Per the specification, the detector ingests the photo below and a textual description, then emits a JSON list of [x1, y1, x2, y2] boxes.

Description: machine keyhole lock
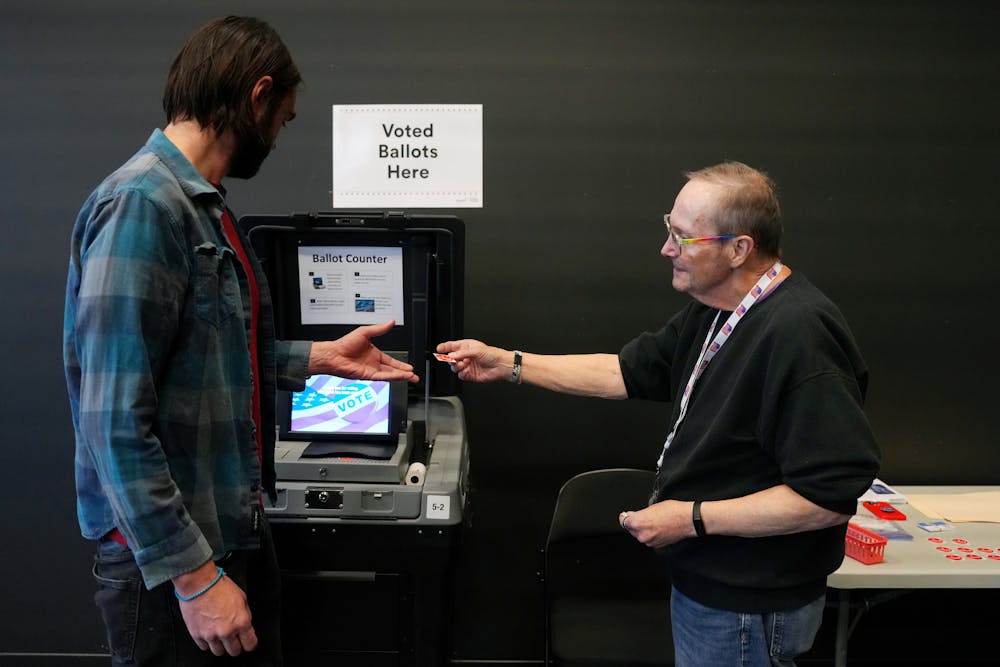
[[305, 487, 343, 509]]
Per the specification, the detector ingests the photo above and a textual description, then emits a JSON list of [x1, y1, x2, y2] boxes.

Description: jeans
[[671, 585, 825, 667], [92, 519, 283, 666]]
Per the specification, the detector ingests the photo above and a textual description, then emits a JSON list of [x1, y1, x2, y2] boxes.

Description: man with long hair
[[65, 17, 417, 665]]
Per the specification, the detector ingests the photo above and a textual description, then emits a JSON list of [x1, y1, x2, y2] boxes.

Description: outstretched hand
[[310, 320, 419, 383], [435, 339, 511, 384]]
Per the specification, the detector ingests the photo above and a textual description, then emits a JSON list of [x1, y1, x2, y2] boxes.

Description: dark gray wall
[[2, 0, 998, 662]]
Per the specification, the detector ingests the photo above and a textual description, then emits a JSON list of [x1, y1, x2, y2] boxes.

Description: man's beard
[[228, 118, 272, 180]]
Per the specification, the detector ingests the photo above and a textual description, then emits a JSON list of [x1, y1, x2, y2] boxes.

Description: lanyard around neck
[[656, 261, 783, 470]]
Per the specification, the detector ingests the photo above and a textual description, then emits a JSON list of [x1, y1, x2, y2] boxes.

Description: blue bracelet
[[174, 566, 226, 602]]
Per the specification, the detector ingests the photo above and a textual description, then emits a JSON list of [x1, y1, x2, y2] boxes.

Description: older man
[[438, 161, 880, 666]]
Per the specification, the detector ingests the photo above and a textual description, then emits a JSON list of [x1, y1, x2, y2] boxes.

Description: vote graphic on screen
[[291, 375, 391, 437]]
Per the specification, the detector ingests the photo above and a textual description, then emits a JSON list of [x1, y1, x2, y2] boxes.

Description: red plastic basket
[[845, 522, 887, 564]]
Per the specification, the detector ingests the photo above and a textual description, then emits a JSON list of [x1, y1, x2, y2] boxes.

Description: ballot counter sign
[[332, 104, 483, 208]]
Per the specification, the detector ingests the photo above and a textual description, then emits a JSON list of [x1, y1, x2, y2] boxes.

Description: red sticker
[[978, 547, 994, 553], [952, 538, 969, 545], [946, 554, 963, 560], [989, 555, 1000, 560], [928, 537, 944, 543], [958, 547, 974, 553], [936, 546, 952, 552], [966, 554, 983, 560]]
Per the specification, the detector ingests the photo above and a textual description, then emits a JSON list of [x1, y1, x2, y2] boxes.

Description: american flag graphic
[[291, 375, 390, 435]]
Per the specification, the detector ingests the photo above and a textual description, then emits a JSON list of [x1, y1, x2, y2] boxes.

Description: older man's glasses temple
[[663, 213, 736, 247]]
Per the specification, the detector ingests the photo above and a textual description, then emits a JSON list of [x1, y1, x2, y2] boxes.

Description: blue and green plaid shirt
[[64, 129, 311, 588]]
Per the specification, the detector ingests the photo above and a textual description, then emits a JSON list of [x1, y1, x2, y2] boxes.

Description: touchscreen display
[[290, 374, 391, 436]]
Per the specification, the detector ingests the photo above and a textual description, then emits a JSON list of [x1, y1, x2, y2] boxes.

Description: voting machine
[[241, 211, 468, 667]]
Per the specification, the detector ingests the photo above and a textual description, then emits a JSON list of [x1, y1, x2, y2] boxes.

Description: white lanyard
[[656, 262, 783, 469]]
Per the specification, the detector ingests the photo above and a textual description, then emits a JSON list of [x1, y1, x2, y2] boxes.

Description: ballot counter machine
[[241, 212, 469, 667]]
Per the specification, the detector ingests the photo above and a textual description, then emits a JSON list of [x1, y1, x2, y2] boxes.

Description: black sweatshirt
[[619, 271, 881, 612]]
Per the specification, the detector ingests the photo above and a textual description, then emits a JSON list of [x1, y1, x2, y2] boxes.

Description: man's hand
[[620, 499, 696, 549], [435, 339, 512, 383], [174, 563, 257, 656], [309, 320, 419, 383]]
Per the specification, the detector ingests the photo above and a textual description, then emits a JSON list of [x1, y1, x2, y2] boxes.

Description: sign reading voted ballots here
[[332, 104, 483, 208]]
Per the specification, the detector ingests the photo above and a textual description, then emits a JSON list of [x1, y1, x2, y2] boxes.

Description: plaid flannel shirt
[[64, 129, 310, 588]]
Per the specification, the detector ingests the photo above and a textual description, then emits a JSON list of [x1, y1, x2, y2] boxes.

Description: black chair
[[544, 468, 675, 666]]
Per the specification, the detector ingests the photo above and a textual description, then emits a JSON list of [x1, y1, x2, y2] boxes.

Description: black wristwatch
[[692, 500, 706, 537]]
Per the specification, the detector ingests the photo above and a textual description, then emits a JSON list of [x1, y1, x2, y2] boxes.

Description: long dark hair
[[162, 16, 301, 136]]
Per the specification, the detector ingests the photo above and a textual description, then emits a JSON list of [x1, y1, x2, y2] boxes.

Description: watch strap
[[692, 500, 706, 537], [511, 350, 523, 384]]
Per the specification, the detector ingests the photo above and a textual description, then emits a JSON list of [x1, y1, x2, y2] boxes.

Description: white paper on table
[[906, 491, 1000, 523]]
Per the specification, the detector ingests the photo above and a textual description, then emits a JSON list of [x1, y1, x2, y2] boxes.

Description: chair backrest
[[544, 468, 674, 666]]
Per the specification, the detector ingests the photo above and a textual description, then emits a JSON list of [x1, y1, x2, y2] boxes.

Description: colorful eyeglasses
[[663, 213, 736, 250]]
